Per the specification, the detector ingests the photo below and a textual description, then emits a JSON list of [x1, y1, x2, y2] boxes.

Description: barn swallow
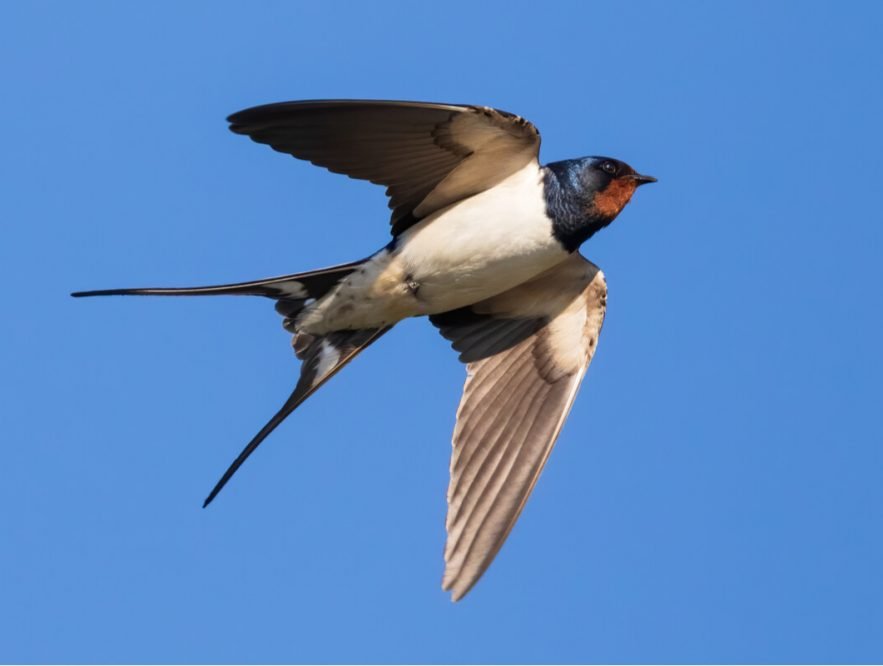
[[73, 100, 655, 601]]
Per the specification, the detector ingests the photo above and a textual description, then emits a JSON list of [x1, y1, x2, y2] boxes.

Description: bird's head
[[543, 155, 656, 250], [580, 157, 656, 222]]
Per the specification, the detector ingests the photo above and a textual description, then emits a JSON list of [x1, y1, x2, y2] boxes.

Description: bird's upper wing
[[430, 254, 607, 601], [228, 100, 541, 235]]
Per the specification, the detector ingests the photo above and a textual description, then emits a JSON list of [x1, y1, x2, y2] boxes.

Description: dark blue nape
[[543, 158, 614, 252]]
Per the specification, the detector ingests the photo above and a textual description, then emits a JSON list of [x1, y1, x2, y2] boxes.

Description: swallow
[[73, 100, 655, 601]]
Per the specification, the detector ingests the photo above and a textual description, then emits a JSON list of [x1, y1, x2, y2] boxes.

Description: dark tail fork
[[201, 326, 391, 507], [71, 258, 365, 302], [72, 258, 393, 506]]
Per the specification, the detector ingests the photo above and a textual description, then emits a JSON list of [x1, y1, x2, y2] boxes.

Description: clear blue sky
[[3, 1, 882, 662]]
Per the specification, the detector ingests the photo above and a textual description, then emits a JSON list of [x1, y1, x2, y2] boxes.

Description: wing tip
[[441, 569, 475, 602], [442, 582, 470, 603]]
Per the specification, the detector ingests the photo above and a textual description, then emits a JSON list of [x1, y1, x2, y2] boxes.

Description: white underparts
[[298, 161, 569, 334]]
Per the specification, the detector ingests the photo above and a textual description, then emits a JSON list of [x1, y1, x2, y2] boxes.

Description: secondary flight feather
[[73, 99, 655, 601]]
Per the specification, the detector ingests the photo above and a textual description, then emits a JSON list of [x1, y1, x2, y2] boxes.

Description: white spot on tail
[[315, 339, 341, 381], [277, 281, 307, 299]]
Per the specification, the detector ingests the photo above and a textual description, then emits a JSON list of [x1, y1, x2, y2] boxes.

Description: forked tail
[[71, 258, 367, 315], [72, 259, 392, 506]]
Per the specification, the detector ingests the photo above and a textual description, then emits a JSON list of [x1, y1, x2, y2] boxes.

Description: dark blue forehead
[[545, 156, 635, 184], [588, 156, 637, 174]]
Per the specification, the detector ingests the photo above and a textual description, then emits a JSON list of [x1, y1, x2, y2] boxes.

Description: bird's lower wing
[[430, 254, 607, 601]]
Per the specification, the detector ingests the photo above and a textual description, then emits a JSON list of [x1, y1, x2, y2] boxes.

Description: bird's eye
[[601, 161, 617, 176]]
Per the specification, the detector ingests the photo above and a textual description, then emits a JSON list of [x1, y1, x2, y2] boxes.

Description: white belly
[[398, 161, 567, 308], [299, 161, 568, 333]]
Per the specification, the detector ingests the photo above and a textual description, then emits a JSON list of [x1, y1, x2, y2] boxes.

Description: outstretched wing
[[228, 100, 541, 235], [430, 254, 608, 601]]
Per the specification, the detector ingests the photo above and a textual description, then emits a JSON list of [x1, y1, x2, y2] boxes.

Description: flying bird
[[73, 100, 655, 601]]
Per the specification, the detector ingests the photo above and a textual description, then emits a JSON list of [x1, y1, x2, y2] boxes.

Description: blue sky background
[[3, 1, 882, 663]]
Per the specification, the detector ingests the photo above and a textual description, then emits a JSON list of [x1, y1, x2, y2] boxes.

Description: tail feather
[[202, 325, 391, 507], [72, 257, 392, 507], [71, 258, 365, 301]]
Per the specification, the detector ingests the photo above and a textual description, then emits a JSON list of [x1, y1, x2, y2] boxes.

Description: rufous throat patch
[[592, 178, 638, 219]]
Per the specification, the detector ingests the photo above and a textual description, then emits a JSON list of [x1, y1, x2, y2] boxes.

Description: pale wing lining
[[438, 256, 607, 601]]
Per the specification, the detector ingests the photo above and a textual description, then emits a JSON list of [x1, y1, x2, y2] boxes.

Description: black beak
[[630, 173, 657, 186]]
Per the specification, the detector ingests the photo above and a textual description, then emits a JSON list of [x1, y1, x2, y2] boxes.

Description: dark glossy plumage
[[228, 100, 540, 236]]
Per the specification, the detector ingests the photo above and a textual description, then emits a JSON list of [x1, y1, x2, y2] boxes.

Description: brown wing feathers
[[432, 255, 608, 600], [228, 100, 540, 235]]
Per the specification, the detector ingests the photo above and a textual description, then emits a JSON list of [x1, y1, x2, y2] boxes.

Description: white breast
[[397, 161, 567, 309], [299, 161, 568, 334]]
